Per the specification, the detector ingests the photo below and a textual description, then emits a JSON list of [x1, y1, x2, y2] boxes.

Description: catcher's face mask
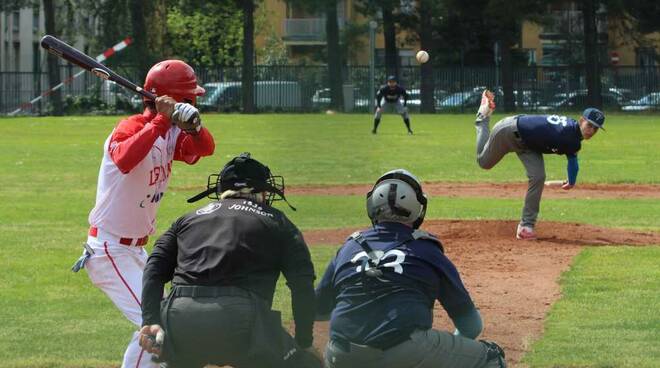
[[187, 152, 295, 210]]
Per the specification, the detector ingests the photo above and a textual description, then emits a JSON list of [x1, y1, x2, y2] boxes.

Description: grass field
[[0, 113, 658, 367]]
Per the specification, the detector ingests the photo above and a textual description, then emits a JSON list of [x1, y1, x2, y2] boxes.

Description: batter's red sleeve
[[109, 113, 171, 174], [173, 127, 215, 165]]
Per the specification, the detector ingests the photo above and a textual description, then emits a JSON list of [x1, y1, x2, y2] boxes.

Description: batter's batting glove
[[172, 103, 202, 134]]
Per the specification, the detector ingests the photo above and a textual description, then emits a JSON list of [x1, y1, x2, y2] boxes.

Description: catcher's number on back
[[351, 250, 406, 274]]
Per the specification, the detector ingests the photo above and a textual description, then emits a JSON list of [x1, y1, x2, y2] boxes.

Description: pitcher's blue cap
[[582, 108, 605, 130]]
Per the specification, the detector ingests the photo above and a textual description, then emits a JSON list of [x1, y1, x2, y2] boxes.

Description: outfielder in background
[[474, 90, 605, 240], [71, 60, 215, 368], [373, 76, 413, 135], [315, 170, 506, 368]]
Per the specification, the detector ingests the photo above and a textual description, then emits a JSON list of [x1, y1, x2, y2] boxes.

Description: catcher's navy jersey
[[315, 222, 475, 349], [517, 115, 583, 156]]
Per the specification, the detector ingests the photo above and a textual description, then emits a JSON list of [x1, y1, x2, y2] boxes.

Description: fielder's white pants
[[84, 231, 158, 368]]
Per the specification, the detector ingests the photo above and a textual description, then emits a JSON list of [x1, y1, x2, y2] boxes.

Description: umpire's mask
[[187, 152, 295, 210], [366, 169, 427, 229]]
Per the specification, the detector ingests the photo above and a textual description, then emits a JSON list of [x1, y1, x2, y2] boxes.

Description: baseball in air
[[416, 50, 429, 64]]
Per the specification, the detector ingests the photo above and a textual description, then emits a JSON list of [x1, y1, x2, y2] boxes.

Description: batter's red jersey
[[88, 109, 215, 238]]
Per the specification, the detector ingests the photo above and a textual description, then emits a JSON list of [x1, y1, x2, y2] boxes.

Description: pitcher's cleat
[[516, 224, 537, 240], [476, 89, 496, 122]]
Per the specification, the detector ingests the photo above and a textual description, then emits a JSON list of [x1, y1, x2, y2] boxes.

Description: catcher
[[315, 169, 506, 368]]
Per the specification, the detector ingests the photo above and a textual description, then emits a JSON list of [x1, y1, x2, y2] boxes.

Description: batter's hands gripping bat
[[40, 35, 199, 126]]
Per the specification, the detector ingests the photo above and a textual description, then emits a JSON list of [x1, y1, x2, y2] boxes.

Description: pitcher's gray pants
[[324, 329, 505, 368], [476, 116, 545, 228]]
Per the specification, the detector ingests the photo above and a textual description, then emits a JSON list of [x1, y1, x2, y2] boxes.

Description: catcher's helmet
[[143, 60, 205, 105], [187, 153, 294, 209], [366, 169, 427, 229]]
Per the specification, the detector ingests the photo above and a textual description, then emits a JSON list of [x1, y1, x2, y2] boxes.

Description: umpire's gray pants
[[325, 329, 504, 368], [476, 116, 545, 228], [374, 100, 409, 120]]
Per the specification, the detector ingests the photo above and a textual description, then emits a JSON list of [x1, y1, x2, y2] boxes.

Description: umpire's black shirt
[[142, 198, 316, 347]]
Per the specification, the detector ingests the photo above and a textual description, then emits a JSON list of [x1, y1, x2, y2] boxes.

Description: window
[[637, 47, 657, 68], [33, 6, 40, 32], [33, 41, 40, 72], [13, 41, 20, 71], [12, 11, 19, 32]]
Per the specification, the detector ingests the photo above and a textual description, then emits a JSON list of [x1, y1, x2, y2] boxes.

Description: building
[[0, 2, 90, 72], [521, 3, 659, 67], [256, 0, 420, 66]]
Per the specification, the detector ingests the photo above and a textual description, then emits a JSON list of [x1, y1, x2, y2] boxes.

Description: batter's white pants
[[84, 230, 158, 368]]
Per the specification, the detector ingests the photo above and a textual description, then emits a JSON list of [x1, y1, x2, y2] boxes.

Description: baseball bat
[[40, 35, 156, 100]]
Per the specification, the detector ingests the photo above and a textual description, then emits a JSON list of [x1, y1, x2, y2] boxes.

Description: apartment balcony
[[282, 18, 344, 45]]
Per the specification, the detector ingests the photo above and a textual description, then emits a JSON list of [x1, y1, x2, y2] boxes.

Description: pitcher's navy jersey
[[517, 115, 583, 156], [315, 222, 475, 349]]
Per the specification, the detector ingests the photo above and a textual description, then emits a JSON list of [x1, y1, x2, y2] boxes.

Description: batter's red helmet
[[143, 60, 205, 104]]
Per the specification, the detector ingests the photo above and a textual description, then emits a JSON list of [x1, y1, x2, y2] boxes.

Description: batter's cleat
[[516, 224, 536, 240], [407, 129, 413, 135], [372, 129, 377, 134], [476, 89, 496, 122]]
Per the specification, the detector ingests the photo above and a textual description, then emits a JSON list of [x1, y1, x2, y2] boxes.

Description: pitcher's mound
[[304, 220, 660, 367]]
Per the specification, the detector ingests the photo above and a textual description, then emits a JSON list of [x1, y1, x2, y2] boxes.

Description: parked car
[[621, 92, 660, 111], [198, 82, 242, 111], [198, 81, 302, 112], [101, 80, 136, 108], [537, 90, 623, 111]]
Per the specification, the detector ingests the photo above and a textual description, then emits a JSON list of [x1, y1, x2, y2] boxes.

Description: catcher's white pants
[[84, 231, 158, 368]]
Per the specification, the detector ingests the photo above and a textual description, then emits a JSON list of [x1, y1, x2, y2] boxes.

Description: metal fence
[[2, 65, 660, 115]]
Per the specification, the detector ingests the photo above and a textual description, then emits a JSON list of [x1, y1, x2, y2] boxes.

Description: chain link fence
[[2, 65, 659, 115]]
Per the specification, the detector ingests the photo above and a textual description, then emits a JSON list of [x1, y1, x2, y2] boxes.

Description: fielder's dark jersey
[[517, 115, 583, 156], [142, 198, 316, 347], [376, 85, 409, 107], [315, 222, 475, 349]]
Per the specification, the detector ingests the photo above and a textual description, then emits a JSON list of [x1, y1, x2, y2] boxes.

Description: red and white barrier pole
[[7, 37, 133, 116]]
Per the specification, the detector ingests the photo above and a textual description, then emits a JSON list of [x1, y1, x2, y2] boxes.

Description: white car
[[621, 92, 660, 111]]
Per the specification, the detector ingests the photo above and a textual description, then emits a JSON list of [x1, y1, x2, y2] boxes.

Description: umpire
[[315, 169, 506, 368], [139, 153, 321, 368]]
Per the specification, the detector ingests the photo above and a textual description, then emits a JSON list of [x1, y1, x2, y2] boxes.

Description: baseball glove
[[172, 102, 202, 134]]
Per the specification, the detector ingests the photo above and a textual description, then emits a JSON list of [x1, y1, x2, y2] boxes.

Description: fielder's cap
[[582, 108, 605, 130], [387, 75, 397, 82]]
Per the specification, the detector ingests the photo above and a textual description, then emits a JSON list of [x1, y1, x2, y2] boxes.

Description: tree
[[324, 0, 344, 110], [582, 0, 603, 108], [285, 0, 344, 110], [355, 0, 404, 78], [416, 0, 436, 113], [43, 0, 63, 115], [241, 0, 256, 113], [167, 1, 242, 66]]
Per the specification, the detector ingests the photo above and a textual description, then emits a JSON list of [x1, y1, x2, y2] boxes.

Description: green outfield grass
[[524, 246, 660, 368], [0, 113, 658, 367]]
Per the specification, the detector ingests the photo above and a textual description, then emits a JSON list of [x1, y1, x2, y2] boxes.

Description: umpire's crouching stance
[[315, 170, 506, 368], [139, 153, 322, 368]]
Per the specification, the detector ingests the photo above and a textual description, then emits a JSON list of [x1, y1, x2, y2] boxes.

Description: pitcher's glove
[[172, 103, 202, 134]]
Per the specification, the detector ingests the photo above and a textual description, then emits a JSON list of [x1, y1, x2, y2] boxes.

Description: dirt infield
[[288, 182, 660, 199], [302, 220, 660, 367]]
